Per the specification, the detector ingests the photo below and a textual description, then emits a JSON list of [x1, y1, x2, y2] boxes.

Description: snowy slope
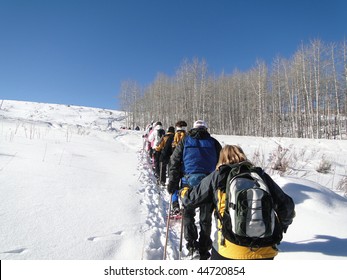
[[0, 100, 347, 260]]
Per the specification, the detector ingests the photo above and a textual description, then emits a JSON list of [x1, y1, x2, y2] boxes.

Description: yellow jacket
[[155, 132, 174, 152], [172, 131, 186, 148]]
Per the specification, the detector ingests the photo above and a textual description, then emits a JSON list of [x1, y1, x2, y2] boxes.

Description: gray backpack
[[218, 162, 282, 247]]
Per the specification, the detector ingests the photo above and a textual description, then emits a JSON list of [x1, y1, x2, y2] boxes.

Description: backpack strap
[[226, 161, 253, 174], [215, 205, 226, 246], [216, 167, 237, 246]]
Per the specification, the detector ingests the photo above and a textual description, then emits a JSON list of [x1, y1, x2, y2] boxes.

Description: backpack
[[159, 134, 174, 163], [152, 128, 165, 148], [218, 162, 282, 248], [156, 128, 165, 142]]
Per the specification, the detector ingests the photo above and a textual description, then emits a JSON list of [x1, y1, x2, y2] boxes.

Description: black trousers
[[159, 161, 169, 184], [183, 202, 213, 255], [153, 152, 161, 176]]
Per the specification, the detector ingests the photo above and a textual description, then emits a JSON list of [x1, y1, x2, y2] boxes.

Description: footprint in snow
[[87, 231, 123, 242], [2, 248, 27, 254]]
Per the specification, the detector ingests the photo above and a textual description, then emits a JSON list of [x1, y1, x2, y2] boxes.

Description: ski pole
[[159, 161, 163, 185], [163, 194, 173, 260], [179, 207, 184, 260]]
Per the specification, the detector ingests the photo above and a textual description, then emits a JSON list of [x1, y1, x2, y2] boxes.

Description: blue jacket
[[169, 128, 222, 188], [183, 135, 218, 175]]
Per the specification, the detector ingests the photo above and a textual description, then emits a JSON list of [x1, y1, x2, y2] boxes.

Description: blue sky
[[0, 0, 346, 110]]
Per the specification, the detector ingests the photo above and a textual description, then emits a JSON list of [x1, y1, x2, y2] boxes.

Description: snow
[[1, 99, 347, 261]]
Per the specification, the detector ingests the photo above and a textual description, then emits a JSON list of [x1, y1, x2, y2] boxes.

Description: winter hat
[[175, 120, 187, 127], [167, 126, 175, 133], [193, 120, 207, 129], [175, 120, 188, 131]]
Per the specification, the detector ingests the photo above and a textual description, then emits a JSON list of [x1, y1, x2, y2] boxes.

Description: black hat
[[175, 120, 187, 127], [167, 126, 175, 133]]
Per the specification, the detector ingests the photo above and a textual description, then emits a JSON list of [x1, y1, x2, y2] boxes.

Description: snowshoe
[[169, 213, 182, 220], [171, 206, 181, 215], [185, 242, 200, 260], [166, 201, 182, 220], [166, 209, 182, 220], [187, 247, 200, 260]]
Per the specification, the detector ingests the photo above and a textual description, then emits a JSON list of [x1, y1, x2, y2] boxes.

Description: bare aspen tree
[[176, 59, 194, 126], [298, 44, 315, 138], [123, 39, 346, 139], [199, 59, 208, 122], [248, 60, 267, 136], [293, 56, 305, 138], [343, 39, 347, 136], [282, 58, 296, 137], [311, 39, 323, 138], [328, 43, 340, 138], [221, 73, 232, 134], [237, 72, 249, 135], [119, 80, 141, 128], [270, 57, 283, 136]]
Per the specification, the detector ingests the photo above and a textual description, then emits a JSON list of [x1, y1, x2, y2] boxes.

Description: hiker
[[180, 145, 296, 260], [154, 126, 175, 186], [142, 122, 153, 154], [169, 120, 188, 215], [167, 120, 222, 259], [172, 120, 188, 149], [143, 121, 154, 157], [148, 122, 165, 178]]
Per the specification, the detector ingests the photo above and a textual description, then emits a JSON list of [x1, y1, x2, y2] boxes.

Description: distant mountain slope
[[0, 100, 126, 131]]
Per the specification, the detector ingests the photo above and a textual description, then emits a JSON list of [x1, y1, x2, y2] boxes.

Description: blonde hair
[[216, 145, 248, 170]]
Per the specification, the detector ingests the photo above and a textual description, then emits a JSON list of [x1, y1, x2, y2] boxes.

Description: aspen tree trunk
[[343, 40, 347, 138], [330, 43, 341, 139], [300, 47, 314, 138], [274, 57, 283, 136], [312, 40, 322, 138]]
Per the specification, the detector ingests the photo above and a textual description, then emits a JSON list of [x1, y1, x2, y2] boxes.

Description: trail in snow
[[136, 149, 188, 260]]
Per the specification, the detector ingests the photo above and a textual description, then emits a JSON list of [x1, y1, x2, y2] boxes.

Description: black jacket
[[159, 133, 174, 164], [181, 163, 295, 231]]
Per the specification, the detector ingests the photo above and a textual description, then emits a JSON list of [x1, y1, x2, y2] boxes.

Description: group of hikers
[[142, 119, 295, 260]]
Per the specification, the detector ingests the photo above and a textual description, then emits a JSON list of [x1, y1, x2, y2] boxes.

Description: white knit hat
[[193, 120, 207, 129]]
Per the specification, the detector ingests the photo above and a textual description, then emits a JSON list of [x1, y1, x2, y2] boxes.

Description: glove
[[179, 186, 190, 198], [167, 182, 178, 194], [282, 225, 288, 233]]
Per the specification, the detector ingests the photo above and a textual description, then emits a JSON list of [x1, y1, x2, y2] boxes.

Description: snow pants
[[182, 173, 213, 256], [183, 202, 213, 256]]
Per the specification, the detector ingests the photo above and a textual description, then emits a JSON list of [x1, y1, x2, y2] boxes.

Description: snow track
[[137, 150, 187, 260]]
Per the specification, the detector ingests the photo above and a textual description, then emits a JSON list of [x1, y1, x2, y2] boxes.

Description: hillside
[[0, 100, 347, 261]]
